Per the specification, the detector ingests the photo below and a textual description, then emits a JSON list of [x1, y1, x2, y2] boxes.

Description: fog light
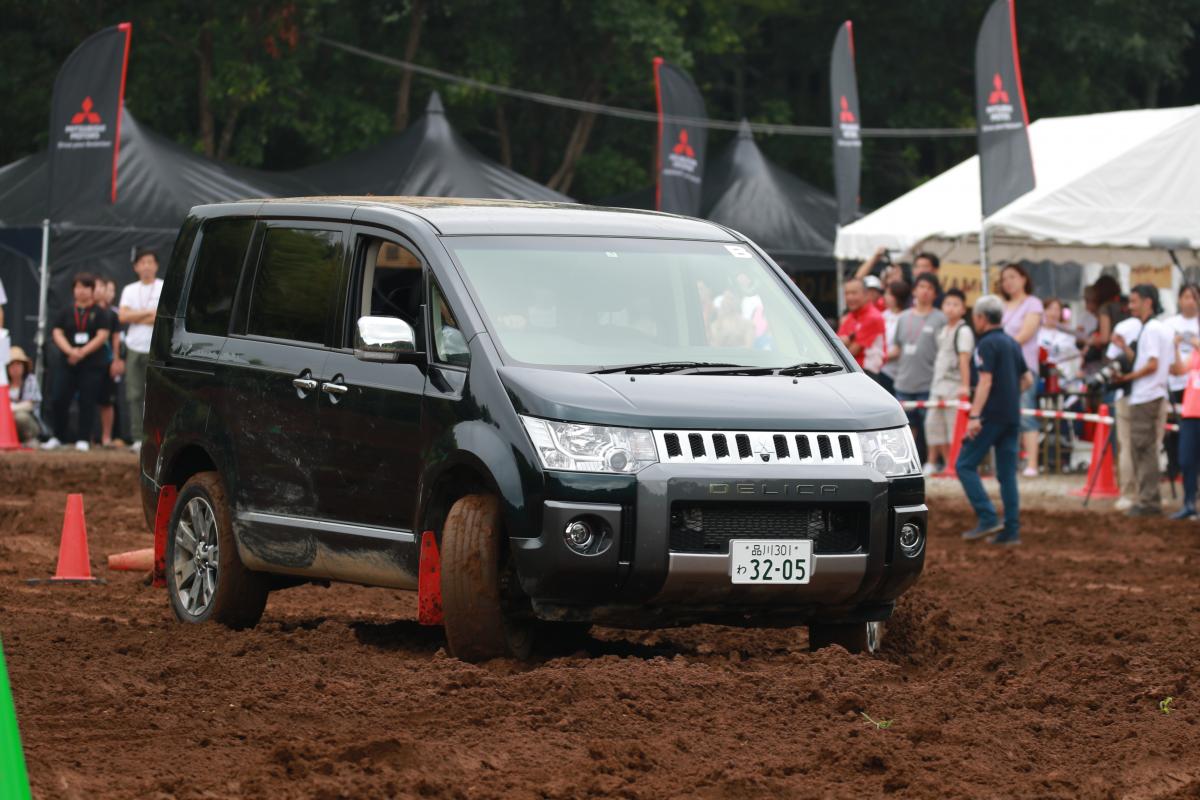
[[564, 520, 595, 553], [899, 522, 923, 557]]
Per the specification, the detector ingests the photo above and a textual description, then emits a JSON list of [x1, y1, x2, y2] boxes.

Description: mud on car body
[[140, 197, 926, 660]]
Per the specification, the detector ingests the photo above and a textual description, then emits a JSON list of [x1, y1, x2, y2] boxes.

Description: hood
[[497, 367, 907, 431]]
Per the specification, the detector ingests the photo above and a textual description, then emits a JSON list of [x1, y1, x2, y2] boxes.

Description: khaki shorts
[[924, 398, 958, 446]]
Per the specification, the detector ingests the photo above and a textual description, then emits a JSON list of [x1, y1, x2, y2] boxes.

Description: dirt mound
[[2, 452, 1199, 798]]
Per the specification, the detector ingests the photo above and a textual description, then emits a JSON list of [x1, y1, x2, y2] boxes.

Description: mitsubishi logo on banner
[[670, 130, 697, 164], [984, 73, 1016, 127], [839, 96, 856, 124], [62, 96, 111, 149]]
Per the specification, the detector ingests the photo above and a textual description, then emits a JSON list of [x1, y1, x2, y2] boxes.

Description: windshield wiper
[[774, 362, 845, 376], [590, 361, 744, 374]]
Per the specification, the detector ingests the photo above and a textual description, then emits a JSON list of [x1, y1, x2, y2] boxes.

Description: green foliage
[[1160, 696, 1174, 714], [861, 711, 893, 730], [0, 0, 1196, 206]]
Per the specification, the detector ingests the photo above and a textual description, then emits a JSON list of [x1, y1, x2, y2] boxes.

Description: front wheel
[[809, 620, 883, 654], [440, 494, 535, 662], [165, 472, 268, 629]]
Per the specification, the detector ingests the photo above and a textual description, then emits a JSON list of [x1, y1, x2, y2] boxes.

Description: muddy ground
[[2, 452, 1199, 799]]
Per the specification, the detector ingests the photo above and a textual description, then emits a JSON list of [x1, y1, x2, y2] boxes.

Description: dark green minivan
[[140, 198, 926, 661]]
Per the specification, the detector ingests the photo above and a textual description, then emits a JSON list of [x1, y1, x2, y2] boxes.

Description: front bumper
[[511, 464, 926, 625]]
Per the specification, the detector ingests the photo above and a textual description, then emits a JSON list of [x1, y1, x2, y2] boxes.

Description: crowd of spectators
[[0, 248, 162, 453], [841, 247, 1200, 530]]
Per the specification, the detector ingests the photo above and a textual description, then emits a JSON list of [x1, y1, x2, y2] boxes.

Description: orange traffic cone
[[1072, 404, 1119, 499], [0, 389, 22, 451], [107, 547, 154, 572], [50, 494, 101, 583], [937, 401, 970, 479]]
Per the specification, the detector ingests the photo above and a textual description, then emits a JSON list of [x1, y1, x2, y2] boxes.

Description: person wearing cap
[[1110, 284, 1173, 517], [862, 274, 885, 311], [6, 346, 44, 446], [118, 247, 163, 452]]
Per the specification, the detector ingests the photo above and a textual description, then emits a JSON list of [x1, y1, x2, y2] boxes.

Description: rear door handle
[[321, 382, 348, 396]]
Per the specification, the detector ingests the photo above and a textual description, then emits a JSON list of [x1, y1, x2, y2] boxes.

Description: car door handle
[[321, 382, 348, 396], [292, 378, 319, 391]]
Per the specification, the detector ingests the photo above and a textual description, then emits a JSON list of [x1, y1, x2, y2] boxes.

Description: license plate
[[730, 540, 812, 584]]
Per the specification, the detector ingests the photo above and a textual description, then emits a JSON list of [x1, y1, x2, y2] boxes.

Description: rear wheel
[[440, 494, 535, 662], [165, 471, 268, 629], [809, 620, 883, 654]]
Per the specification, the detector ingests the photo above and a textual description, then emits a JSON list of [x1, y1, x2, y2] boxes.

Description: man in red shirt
[[838, 277, 886, 376]]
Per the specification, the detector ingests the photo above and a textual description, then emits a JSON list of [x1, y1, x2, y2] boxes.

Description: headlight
[[520, 416, 658, 474], [859, 427, 921, 477]]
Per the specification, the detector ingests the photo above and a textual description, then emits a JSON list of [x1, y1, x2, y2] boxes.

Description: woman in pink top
[[1170, 342, 1200, 518], [1000, 263, 1044, 476]]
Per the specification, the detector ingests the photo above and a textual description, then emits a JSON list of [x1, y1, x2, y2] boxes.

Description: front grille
[[669, 502, 867, 555], [653, 429, 862, 466]]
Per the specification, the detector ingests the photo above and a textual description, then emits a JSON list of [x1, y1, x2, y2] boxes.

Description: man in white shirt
[[1107, 315, 1144, 508], [117, 248, 163, 451], [1111, 285, 1172, 516]]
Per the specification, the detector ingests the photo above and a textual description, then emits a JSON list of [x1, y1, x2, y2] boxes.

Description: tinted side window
[[247, 227, 341, 344], [185, 218, 254, 335], [158, 215, 200, 320]]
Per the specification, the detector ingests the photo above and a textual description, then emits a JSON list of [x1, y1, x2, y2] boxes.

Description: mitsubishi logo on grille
[[754, 435, 774, 462]]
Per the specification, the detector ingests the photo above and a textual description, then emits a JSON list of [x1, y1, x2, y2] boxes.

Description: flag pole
[[34, 218, 50, 384], [978, 221, 990, 295]]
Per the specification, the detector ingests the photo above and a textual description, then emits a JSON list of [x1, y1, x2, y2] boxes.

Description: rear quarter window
[[184, 218, 255, 336], [156, 215, 200, 320]]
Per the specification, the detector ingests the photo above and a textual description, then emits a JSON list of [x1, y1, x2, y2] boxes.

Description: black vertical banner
[[654, 57, 707, 216], [48, 22, 132, 218], [830, 21, 861, 226], [975, 0, 1034, 217]]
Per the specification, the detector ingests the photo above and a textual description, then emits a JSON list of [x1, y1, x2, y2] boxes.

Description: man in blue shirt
[[958, 294, 1033, 545]]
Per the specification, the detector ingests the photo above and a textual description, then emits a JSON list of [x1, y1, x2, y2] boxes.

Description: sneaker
[[1021, 466, 1038, 477], [922, 462, 938, 476], [40, 437, 62, 450], [1114, 497, 1134, 511], [129, 441, 142, 454], [74, 440, 90, 452], [1125, 506, 1161, 518], [1169, 506, 1197, 521], [987, 533, 1022, 546], [962, 523, 1004, 541]]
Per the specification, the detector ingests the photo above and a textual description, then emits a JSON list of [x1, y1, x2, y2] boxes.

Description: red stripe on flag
[[110, 22, 132, 205], [652, 57, 664, 212]]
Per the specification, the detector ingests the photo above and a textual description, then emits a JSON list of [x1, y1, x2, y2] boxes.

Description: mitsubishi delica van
[[140, 198, 926, 661]]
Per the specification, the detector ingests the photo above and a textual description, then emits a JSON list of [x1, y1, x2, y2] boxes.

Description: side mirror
[[354, 316, 417, 363]]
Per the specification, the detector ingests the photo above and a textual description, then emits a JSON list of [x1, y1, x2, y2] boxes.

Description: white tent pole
[[835, 226, 846, 320], [34, 218, 50, 384], [978, 222, 990, 295]]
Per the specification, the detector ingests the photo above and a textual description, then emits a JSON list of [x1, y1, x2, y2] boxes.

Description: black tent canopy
[[295, 92, 571, 201], [0, 92, 571, 352], [0, 109, 314, 351], [702, 120, 839, 315]]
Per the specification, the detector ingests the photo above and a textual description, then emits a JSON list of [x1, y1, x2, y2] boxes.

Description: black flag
[[47, 22, 132, 218], [975, 0, 1034, 217], [830, 21, 861, 227], [654, 57, 707, 216]]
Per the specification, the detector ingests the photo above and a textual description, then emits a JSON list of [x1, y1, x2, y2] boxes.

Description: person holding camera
[[958, 295, 1032, 545], [1110, 284, 1173, 517]]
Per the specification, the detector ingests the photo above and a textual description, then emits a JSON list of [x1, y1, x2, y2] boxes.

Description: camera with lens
[[1084, 350, 1134, 391]]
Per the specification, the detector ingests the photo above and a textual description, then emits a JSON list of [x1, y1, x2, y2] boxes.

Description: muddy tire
[[441, 493, 535, 662], [809, 620, 882, 655], [166, 471, 268, 629]]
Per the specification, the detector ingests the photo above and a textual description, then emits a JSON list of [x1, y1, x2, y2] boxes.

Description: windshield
[[446, 236, 840, 370]]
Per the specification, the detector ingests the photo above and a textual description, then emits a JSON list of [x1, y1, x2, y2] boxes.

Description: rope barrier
[[314, 35, 977, 139], [896, 400, 1180, 432]]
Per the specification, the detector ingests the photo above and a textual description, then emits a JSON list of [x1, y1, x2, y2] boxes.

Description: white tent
[[835, 105, 1200, 266]]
